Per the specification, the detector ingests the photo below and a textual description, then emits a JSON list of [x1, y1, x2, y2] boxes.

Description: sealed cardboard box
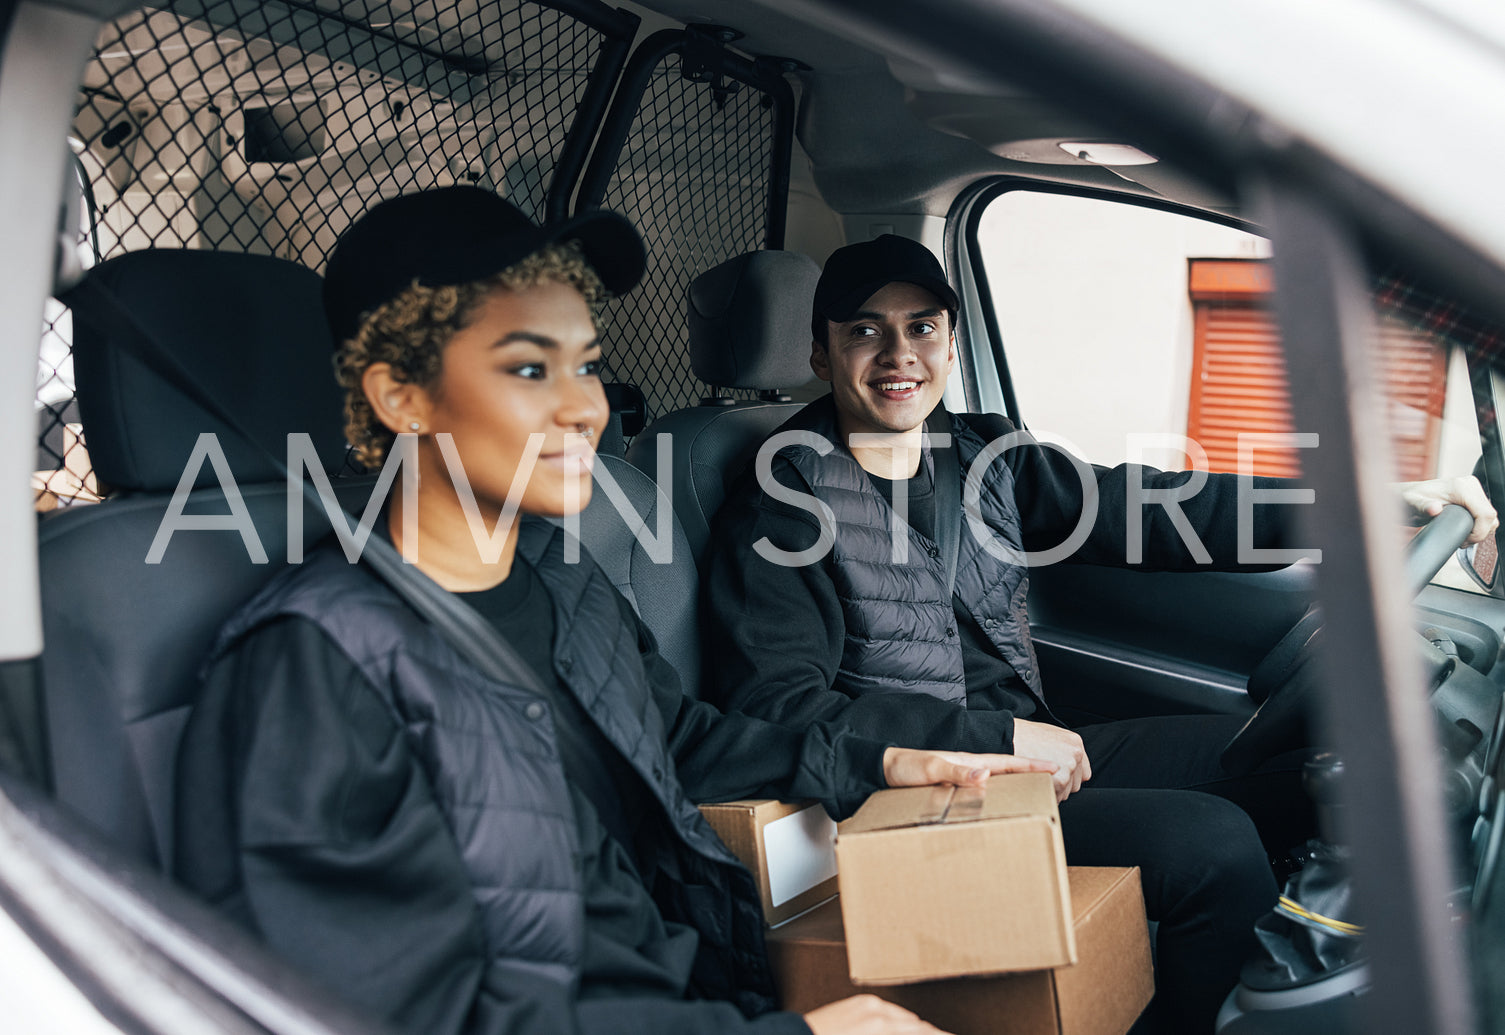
[[768, 867, 1153, 1035], [836, 773, 1071, 983], [699, 800, 838, 926]]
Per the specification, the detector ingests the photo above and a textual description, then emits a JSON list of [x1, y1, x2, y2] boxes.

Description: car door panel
[[1027, 563, 1317, 723]]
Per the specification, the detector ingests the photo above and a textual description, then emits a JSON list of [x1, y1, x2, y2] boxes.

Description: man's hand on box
[[1012, 719, 1092, 802], [880, 747, 1055, 789], [804, 994, 951, 1034], [1399, 474, 1499, 544]]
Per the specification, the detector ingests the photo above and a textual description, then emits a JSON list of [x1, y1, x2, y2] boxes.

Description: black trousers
[[1066, 714, 1315, 1034]]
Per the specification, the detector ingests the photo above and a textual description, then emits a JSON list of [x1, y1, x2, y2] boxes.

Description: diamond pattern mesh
[[596, 51, 777, 418], [38, 0, 607, 505]]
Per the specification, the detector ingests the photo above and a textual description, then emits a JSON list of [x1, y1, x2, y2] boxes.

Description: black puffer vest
[[774, 396, 1043, 704], [208, 518, 777, 1016]]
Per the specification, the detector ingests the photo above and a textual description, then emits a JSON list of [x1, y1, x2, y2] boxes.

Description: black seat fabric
[[41, 481, 376, 868], [69, 249, 349, 492], [570, 455, 701, 697], [42, 249, 355, 868], [683, 250, 822, 391], [626, 251, 822, 564], [625, 402, 804, 562]]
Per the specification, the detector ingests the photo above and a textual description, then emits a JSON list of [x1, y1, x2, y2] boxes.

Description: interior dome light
[[1057, 142, 1158, 166]]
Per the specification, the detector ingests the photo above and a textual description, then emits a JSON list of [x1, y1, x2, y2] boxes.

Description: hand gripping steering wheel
[[1220, 504, 1478, 776]]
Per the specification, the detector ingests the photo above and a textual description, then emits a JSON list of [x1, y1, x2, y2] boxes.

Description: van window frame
[[952, 175, 1262, 428]]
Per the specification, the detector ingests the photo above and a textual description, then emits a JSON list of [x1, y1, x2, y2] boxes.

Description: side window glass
[[35, 150, 103, 511], [976, 190, 1270, 469], [973, 188, 1485, 591]]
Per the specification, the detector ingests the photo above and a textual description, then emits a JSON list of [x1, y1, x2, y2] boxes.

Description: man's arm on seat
[[700, 465, 1020, 755], [986, 417, 1497, 565]]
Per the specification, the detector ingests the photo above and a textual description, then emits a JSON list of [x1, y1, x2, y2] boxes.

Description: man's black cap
[[323, 185, 646, 346], [811, 234, 960, 340]]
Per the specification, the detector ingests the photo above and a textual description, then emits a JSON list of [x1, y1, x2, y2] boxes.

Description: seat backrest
[[570, 455, 701, 696], [41, 480, 375, 869], [42, 249, 351, 869], [626, 250, 822, 564]]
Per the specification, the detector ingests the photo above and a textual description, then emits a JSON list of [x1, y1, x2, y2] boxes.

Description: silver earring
[[578, 425, 595, 439], [409, 421, 421, 432]]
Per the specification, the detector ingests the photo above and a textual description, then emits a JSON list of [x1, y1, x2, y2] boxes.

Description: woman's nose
[[557, 375, 607, 429]]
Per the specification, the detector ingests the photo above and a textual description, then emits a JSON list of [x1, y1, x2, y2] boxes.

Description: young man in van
[[700, 233, 1498, 1032]]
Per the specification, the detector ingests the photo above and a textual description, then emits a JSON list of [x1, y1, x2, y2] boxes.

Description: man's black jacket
[[702, 403, 1295, 753]]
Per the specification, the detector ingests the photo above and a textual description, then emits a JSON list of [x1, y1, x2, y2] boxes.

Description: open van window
[[970, 184, 1492, 594], [35, 148, 102, 510]]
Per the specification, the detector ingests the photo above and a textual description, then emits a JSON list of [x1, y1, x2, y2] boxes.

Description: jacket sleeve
[[963, 413, 1300, 570], [698, 463, 1021, 755], [176, 617, 814, 1035], [619, 590, 889, 818]]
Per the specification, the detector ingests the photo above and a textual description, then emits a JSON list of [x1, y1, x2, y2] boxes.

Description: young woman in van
[[173, 185, 1047, 1035]]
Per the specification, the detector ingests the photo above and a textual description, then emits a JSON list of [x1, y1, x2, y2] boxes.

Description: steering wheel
[[1220, 504, 1478, 776]]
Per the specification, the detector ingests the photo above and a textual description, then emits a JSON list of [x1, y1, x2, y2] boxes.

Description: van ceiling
[[617, 0, 1238, 216]]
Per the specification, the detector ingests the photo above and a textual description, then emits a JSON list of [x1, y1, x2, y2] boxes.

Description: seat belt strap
[[61, 277, 560, 702], [926, 410, 1068, 725], [930, 410, 962, 598]]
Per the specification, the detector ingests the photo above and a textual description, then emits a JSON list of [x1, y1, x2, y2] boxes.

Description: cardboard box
[[836, 774, 1072, 983], [767, 867, 1153, 1035], [699, 800, 839, 926]]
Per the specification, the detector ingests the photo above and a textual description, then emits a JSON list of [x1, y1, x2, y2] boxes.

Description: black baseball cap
[[811, 234, 960, 340], [322, 185, 646, 346]]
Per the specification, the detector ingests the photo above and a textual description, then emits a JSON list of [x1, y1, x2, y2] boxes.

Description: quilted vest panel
[[775, 397, 1043, 703]]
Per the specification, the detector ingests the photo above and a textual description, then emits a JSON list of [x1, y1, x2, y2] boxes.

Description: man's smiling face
[[812, 280, 956, 440]]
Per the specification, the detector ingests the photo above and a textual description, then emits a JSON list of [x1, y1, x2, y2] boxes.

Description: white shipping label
[[763, 805, 839, 907]]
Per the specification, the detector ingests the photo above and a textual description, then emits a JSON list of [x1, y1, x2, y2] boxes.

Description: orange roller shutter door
[[1185, 259, 1445, 480]]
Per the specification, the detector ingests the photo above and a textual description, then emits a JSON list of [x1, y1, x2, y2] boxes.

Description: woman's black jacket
[[175, 517, 890, 1035]]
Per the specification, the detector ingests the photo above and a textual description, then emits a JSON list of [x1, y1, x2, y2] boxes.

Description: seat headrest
[[69, 250, 347, 493], [687, 251, 821, 391]]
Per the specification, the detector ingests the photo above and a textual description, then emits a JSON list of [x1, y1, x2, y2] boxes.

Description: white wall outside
[[976, 189, 1268, 468]]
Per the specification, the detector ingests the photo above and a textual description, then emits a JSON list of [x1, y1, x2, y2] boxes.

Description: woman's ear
[[362, 362, 433, 435]]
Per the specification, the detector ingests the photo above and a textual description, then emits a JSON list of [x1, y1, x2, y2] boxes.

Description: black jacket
[[702, 400, 1293, 753], [176, 517, 890, 1035], [771, 399, 1043, 705]]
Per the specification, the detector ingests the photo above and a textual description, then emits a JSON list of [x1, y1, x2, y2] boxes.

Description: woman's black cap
[[811, 234, 960, 340], [322, 185, 647, 346]]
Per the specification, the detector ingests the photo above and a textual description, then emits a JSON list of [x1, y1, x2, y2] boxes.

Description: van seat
[[626, 251, 821, 564], [43, 249, 351, 869], [571, 454, 701, 697]]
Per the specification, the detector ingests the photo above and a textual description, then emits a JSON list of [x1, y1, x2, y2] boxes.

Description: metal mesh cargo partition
[[576, 27, 794, 421], [37, 0, 636, 506]]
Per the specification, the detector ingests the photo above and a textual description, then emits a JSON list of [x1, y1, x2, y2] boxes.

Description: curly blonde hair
[[334, 241, 607, 467]]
